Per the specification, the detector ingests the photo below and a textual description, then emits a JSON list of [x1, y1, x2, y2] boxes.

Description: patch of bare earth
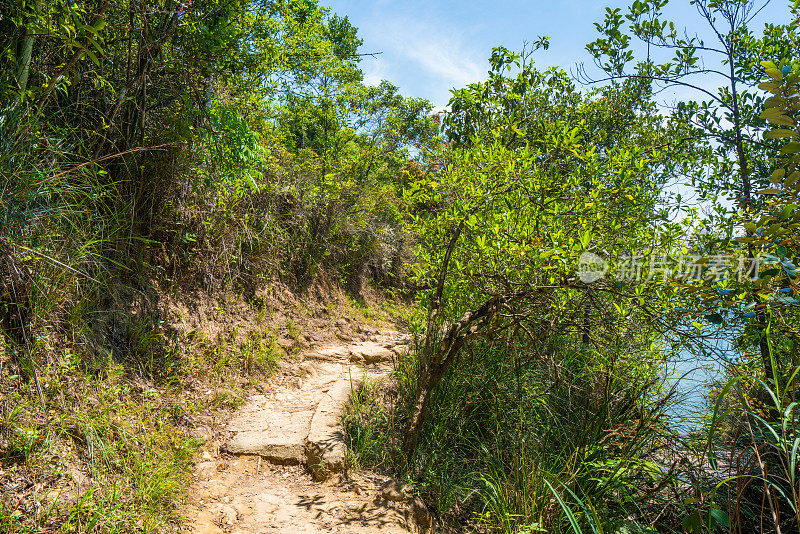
[[182, 332, 431, 534]]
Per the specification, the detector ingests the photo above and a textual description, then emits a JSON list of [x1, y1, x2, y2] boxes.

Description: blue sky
[[324, 0, 792, 109]]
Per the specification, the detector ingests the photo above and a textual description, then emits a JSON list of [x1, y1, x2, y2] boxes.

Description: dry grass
[[0, 281, 411, 533]]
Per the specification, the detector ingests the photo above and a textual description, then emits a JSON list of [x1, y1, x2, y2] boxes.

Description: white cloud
[[386, 20, 485, 89], [359, 14, 487, 106], [361, 58, 388, 87]]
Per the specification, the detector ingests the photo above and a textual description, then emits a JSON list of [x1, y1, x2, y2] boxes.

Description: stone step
[[223, 337, 408, 475], [305, 377, 362, 480], [225, 430, 306, 464]]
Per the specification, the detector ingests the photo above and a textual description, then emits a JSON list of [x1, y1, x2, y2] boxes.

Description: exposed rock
[[190, 330, 417, 533], [299, 362, 318, 377], [383, 337, 410, 349], [380, 479, 411, 502], [224, 400, 316, 463], [304, 441, 329, 481], [412, 496, 432, 528], [355, 343, 394, 364], [305, 378, 361, 480], [225, 432, 303, 464]]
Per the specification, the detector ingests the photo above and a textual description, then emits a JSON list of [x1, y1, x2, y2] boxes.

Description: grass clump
[[345, 331, 677, 533], [343, 378, 402, 473], [0, 350, 202, 533]]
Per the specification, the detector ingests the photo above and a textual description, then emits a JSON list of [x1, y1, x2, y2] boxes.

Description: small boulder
[[359, 345, 394, 364], [412, 496, 432, 528], [299, 362, 318, 377], [304, 441, 329, 481], [380, 479, 411, 502]]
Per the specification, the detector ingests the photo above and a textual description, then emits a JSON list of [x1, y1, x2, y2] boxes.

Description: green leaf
[[769, 115, 797, 127], [682, 512, 702, 533], [543, 479, 584, 534], [782, 142, 800, 153], [580, 230, 592, 249], [764, 129, 798, 139], [83, 47, 100, 67], [710, 508, 730, 528], [766, 68, 784, 81], [782, 204, 799, 219], [759, 81, 781, 93], [761, 108, 784, 119]]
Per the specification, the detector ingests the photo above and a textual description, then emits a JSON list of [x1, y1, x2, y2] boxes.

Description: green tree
[[402, 48, 689, 460], [586, 0, 800, 382]]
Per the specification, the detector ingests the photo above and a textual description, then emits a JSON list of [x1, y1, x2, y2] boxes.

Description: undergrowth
[[0, 311, 284, 533], [344, 332, 680, 533], [1, 358, 199, 532], [343, 377, 401, 474]]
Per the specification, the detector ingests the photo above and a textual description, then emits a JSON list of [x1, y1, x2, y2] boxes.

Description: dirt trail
[[184, 332, 424, 534]]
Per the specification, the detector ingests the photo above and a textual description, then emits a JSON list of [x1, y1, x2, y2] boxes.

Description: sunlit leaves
[[406, 54, 689, 328]]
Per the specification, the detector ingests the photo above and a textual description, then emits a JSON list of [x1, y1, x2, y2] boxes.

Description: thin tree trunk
[[14, 0, 43, 97], [402, 221, 462, 458], [15, 28, 35, 96], [726, 40, 776, 385], [403, 295, 501, 459]]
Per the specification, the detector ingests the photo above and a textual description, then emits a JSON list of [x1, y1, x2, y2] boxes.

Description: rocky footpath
[[184, 332, 434, 534]]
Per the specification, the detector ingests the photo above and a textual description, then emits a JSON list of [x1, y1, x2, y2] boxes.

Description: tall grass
[[345, 325, 677, 533], [703, 327, 800, 534]]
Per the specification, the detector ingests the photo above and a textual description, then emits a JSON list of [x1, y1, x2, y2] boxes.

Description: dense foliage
[[0, 0, 436, 336], [346, 2, 800, 534], [0, 0, 434, 529], [2, 0, 800, 532]]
